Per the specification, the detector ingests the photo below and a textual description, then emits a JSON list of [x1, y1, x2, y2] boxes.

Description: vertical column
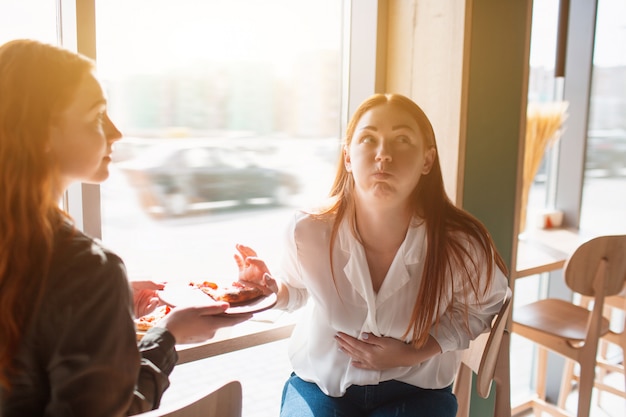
[[461, 0, 531, 263], [554, 0, 597, 228], [460, 0, 532, 415], [74, 0, 102, 239]]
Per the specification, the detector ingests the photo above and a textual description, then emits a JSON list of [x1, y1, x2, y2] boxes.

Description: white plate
[[157, 284, 277, 315], [220, 292, 277, 316], [158, 284, 216, 307]]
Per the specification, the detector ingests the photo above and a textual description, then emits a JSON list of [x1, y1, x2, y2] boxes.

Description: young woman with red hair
[[235, 93, 510, 417], [0, 39, 241, 416]]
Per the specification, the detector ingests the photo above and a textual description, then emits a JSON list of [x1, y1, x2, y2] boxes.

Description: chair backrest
[[564, 235, 626, 297], [134, 380, 242, 417], [454, 287, 513, 417]]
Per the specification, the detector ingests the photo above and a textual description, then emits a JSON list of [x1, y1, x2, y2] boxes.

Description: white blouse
[[278, 211, 509, 397]]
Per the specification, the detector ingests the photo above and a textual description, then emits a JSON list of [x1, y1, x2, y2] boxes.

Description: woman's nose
[[104, 114, 123, 142], [375, 141, 392, 161]]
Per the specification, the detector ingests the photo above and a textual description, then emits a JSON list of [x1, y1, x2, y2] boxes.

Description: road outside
[[101, 138, 338, 284]]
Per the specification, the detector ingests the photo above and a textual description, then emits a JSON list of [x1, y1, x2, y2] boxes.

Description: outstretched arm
[[233, 243, 290, 308]]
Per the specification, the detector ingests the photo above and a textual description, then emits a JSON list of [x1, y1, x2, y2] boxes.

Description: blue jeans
[[280, 373, 458, 417]]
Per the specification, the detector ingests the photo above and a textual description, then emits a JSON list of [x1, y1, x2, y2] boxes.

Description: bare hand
[[157, 304, 252, 344], [234, 244, 278, 295], [334, 332, 421, 370], [131, 280, 166, 318]]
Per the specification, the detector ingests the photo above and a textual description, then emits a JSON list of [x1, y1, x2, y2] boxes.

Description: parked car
[[118, 142, 300, 217], [586, 129, 626, 176]]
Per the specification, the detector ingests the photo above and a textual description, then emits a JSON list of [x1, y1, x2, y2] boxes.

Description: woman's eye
[[94, 111, 106, 127], [361, 135, 376, 144], [395, 135, 410, 143]]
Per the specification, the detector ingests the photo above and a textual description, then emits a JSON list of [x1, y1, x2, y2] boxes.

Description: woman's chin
[[85, 167, 111, 184]]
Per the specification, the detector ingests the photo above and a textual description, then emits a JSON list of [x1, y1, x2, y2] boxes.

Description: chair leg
[[536, 347, 548, 402], [558, 359, 576, 409], [576, 359, 597, 417], [453, 363, 472, 417], [532, 347, 549, 417], [494, 332, 512, 417], [618, 314, 626, 401], [596, 303, 615, 405], [595, 310, 626, 405], [618, 332, 626, 405], [596, 338, 610, 405]]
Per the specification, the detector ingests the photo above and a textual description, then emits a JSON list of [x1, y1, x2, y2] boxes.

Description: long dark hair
[[0, 39, 94, 389]]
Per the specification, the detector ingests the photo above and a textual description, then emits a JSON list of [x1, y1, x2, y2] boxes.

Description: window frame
[[552, 0, 597, 228]]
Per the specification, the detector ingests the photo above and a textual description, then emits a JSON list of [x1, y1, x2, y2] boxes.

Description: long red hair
[[311, 93, 508, 347], [0, 39, 94, 389]]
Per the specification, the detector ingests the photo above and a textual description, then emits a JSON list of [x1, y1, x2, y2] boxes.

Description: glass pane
[[514, 0, 561, 405], [96, 0, 344, 282], [580, 0, 626, 235], [0, 0, 57, 44], [523, 0, 561, 233]]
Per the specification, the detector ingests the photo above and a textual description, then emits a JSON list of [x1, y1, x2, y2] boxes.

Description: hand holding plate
[[156, 303, 252, 344]]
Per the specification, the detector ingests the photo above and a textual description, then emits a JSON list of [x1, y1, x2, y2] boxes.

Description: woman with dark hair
[[0, 39, 242, 416], [236, 93, 510, 416]]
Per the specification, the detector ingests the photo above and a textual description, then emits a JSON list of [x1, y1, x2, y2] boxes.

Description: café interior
[[2, 1, 624, 416]]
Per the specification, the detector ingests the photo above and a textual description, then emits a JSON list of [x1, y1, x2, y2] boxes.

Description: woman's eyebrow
[[392, 124, 414, 131], [358, 124, 415, 131], [87, 98, 107, 112]]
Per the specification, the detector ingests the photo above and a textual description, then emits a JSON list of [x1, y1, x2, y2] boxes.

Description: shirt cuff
[[139, 326, 179, 376]]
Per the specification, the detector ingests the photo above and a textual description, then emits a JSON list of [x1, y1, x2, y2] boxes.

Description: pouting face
[[344, 103, 435, 207], [49, 71, 122, 188]]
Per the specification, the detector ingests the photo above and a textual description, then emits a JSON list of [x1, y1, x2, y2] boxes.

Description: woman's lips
[[373, 171, 391, 179]]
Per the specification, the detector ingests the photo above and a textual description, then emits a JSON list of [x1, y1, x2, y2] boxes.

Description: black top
[[1, 222, 178, 416]]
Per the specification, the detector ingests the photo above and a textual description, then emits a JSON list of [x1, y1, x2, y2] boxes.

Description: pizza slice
[[191, 280, 264, 305], [135, 305, 172, 332]]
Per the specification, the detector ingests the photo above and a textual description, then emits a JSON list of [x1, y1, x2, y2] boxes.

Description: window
[[524, 0, 561, 232], [514, 0, 626, 408], [0, 0, 376, 287], [580, 0, 626, 234], [525, 0, 626, 236], [93, 0, 355, 282]]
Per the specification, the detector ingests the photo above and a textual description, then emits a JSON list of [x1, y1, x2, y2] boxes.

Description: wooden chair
[[133, 380, 242, 417], [453, 287, 513, 417], [558, 284, 626, 408], [511, 234, 626, 417]]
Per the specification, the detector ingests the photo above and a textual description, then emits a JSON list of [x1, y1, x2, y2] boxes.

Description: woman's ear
[[422, 147, 436, 175], [343, 145, 352, 172]]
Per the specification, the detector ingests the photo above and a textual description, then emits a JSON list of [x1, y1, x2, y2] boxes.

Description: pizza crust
[[135, 305, 171, 331]]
